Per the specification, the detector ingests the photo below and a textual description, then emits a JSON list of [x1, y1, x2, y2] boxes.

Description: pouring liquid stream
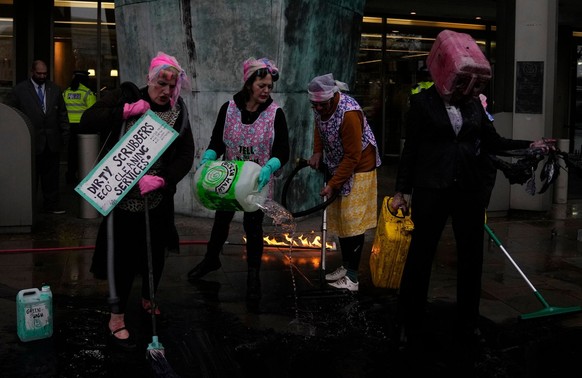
[[248, 196, 316, 334]]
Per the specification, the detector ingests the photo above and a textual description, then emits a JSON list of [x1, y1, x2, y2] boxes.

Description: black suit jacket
[[396, 86, 531, 194], [5, 78, 69, 154]]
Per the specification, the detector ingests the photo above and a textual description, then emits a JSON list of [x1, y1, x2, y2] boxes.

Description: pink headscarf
[[242, 57, 279, 83], [148, 51, 191, 107]]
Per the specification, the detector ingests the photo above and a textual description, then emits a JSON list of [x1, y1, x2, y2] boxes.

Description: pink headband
[[242, 57, 279, 83], [148, 51, 191, 107]]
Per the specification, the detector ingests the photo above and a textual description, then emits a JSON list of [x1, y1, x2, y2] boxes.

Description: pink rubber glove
[[138, 175, 165, 195], [530, 138, 557, 154], [123, 100, 150, 120]]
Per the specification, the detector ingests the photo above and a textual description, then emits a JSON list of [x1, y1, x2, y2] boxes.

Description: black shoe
[[187, 257, 221, 281], [246, 268, 261, 301], [108, 327, 137, 352]]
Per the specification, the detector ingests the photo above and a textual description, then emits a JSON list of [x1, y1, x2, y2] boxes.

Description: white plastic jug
[[16, 285, 53, 342], [194, 160, 266, 212]]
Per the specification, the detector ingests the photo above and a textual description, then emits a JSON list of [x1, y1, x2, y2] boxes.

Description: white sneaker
[[328, 276, 359, 292], [325, 266, 347, 281]]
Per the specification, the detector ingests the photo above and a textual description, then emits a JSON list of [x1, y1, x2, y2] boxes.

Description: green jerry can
[[16, 285, 53, 342]]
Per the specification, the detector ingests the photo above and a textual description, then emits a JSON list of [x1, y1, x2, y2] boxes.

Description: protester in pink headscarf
[[187, 56, 289, 307], [148, 51, 191, 108], [80, 51, 194, 351]]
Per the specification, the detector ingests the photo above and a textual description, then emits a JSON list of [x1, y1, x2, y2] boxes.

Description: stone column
[[510, 0, 557, 210], [114, 0, 366, 217]]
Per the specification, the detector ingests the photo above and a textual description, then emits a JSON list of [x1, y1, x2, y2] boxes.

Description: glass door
[[355, 17, 495, 159], [53, 0, 117, 97]]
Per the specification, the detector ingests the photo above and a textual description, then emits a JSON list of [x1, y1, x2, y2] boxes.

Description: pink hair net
[[148, 51, 191, 107]]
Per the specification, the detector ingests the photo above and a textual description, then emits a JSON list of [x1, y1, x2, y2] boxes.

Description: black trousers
[[36, 147, 61, 210], [66, 123, 79, 179], [206, 209, 265, 269], [397, 186, 485, 331]]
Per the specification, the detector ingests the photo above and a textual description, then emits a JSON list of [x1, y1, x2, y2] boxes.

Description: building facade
[[3, 0, 582, 215]]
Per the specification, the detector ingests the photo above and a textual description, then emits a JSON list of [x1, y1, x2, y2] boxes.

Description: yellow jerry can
[[369, 196, 414, 289]]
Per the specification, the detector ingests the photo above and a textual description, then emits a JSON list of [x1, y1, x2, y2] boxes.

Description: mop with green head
[[484, 223, 582, 320], [144, 196, 180, 377]]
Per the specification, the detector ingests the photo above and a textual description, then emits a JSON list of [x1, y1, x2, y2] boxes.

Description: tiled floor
[[1, 161, 582, 377]]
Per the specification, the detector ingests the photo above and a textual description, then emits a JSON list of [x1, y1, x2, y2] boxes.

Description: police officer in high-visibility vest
[[410, 65, 434, 95], [63, 70, 96, 184], [411, 80, 434, 95]]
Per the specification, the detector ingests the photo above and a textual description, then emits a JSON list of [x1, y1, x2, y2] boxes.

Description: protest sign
[[75, 110, 178, 216]]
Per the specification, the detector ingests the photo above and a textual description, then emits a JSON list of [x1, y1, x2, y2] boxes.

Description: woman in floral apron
[[187, 57, 289, 304], [307, 73, 381, 292]]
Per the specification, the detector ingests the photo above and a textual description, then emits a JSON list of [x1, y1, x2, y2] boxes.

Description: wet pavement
[[1, 161, 582, 377]]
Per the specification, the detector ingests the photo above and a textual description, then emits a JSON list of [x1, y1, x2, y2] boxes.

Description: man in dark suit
[[390, 30, 553, 353], [5, 60, 69, 214]]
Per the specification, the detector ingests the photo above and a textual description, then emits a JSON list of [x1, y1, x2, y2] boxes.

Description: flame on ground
[[243, 231, 336, 250]]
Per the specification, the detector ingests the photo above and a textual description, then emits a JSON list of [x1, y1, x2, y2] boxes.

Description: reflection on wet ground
[[1, 163, 582, 377], [3, 280, 582, 377]]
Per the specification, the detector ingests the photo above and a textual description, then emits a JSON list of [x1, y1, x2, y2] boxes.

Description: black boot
[[246, 267, 261, 301], [187, 257, 221, 281]]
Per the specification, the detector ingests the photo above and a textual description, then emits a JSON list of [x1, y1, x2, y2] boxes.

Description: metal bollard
[[78, 134, 100, 219]]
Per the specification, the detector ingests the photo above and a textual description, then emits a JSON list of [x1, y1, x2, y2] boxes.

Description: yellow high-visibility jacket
[[410, 80, 434, 95], [63, 83, 96, 124]]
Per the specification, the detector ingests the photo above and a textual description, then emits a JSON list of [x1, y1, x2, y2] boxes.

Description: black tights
[[108, 208, 166, 314], [206, 209, 265, 269], [338, 234, 365, 272]]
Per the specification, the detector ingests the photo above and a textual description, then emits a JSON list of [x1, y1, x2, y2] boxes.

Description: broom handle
[[484, 224, 537, 292], [321, 185, 327, 271], [144, 195, 158, 336]]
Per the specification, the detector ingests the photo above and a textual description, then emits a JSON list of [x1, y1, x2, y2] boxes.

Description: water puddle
[[249, 197, 382, 338]]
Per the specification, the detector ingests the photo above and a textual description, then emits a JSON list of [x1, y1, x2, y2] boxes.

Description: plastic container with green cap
[[194, 160, 266, 212]]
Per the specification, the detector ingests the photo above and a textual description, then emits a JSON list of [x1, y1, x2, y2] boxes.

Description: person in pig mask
[[390, 29, 554, 353]]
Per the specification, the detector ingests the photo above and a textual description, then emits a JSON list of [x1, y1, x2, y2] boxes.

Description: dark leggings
[[206, 209, 265, 269], [109, 208, 167, 314], [338, 234, 365, 272]]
